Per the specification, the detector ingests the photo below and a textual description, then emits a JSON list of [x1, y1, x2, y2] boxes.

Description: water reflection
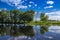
[[49, 26, 60, 34], [40, 25, 48, 34], [0, 24, 50, 40], [0, 24, 34, 37], [0, 24, 60, 40]]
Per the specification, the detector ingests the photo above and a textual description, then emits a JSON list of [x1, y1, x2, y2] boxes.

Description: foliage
[[0, 25, 34, 37], [40, 25, 49, 34], [0, 9, 34, 24], [19, 26, 34, 37], [40, 12, 48, 21]]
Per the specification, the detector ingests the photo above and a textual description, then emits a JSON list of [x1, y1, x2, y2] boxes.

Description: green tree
[[40, 25, 48, 34], [40, 12, 48, 21], [10, 10, 21, 23], [22, 10, 34, 23], [19, 26, 34, 37], [0, 9, 9, 23]]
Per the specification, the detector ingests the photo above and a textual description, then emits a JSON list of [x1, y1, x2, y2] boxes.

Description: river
[[0, 24, 60, 40]]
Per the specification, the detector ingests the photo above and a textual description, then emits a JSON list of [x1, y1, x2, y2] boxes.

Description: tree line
[[0, 9, 49, 36], [0, 9, 34, 24]]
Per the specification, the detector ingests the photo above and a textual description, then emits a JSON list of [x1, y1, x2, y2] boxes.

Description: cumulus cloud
[[49, 16, 60, 20], [35, 4, 37, 7], [1, 0, 28, 9], [29, 1, 38, 7], [47, 1, 54, 5], [1, 0, 22, 6], [28, 5, 32, 7], [45, 11, 60, 20], [44, 0, 54, 9], [17, 5, 28, 9], [29, 1, 34, 4], [44, 6, 53, 9], [46, 11, 60, 16]]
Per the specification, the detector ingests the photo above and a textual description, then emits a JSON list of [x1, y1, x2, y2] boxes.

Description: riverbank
[[28, 21, 60, 26]]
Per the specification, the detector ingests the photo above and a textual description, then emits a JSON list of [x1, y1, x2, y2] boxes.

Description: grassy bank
[[28, 21, 60, 26]]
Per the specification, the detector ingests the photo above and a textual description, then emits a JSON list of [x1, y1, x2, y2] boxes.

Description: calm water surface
[[0, 24, 60, 40]]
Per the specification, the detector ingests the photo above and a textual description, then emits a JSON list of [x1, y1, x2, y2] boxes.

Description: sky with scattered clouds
[[0, 0, 60, 12], [0, 0, 60, 20]]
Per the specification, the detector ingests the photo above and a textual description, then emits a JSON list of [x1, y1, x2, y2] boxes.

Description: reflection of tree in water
[[0, 24, 10, 36], [19, 26, 34, 37], [0, 24, 49, 38], [10, 26, 34, 37], [40, 25, 49, 34], [10, 26, 20, 36], [0, 25, 6, 36], [0, 25, 34, 37]]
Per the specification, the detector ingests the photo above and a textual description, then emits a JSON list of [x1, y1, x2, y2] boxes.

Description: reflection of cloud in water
[[8, 36, 27, 40], [44, 36, 53, 39], [48, 26, 60, 34], [1, 25, 60, 40], [33, 25, 40, 33]]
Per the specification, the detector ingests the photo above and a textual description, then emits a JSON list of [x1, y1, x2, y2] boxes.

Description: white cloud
[[1, 0, 28, 9], [29, 2, 37, 7], [45, 11, 60, 20], [48, 16, 60, 20], [49, 26, 60, 34], [28, 5, 32, 7], [44, 1, 54, 9], [1, 0, 22, 6], [17, 5, 28, 9], [44, 6, 53, 9], [47, 1, 54, 5], [29, 1, 34, 4], [35, 4, 37, 6]]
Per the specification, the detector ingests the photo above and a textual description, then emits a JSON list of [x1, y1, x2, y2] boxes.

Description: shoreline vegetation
[[29, 21, 60, 26], [0, 9, 60, 26], [0, 9, 60, 37]]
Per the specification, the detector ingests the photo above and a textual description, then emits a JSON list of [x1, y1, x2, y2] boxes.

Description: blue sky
[[0, 0, 60, 20], [0, 0, 60, 12]]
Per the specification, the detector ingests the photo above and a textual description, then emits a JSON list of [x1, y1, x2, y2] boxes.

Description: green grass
[[28, 21, 60, 26]]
